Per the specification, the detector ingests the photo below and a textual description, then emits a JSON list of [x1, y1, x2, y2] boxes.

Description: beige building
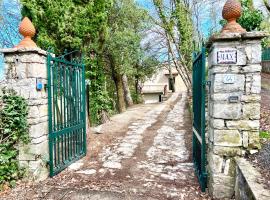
[[142, 66, 186, 104]]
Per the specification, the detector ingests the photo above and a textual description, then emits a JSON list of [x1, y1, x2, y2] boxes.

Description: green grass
[[260, 131, 270, 139]]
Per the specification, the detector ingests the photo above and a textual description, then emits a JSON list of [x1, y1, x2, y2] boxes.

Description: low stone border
[[235, 158, 270, 200]]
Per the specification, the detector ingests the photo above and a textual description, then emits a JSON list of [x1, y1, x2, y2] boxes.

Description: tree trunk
[[122, 74, 133, 107], [115, 73, 126, 113], [135, 63, 140, 95], [166, 34, 191, 89], [100, 110, 110, 124], [169, 77, 175, 93], [86, 108, 91, 135], [108, 53, 126, 113], [168, 53, 175, 93], [135, 79, 139, 95], [264, 0, 270, 12]]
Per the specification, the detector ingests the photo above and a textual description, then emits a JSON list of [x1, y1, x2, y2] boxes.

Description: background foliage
[[20, 0, 114, 125], [238, 0, 264, 32]]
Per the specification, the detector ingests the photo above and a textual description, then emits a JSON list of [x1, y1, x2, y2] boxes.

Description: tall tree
[[104, 0, 148, 112], [152, 0, 193, 89]]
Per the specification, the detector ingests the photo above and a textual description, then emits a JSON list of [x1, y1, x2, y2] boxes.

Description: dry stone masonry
[[0, 48, 49, 181], [207, 32, 267, 199]]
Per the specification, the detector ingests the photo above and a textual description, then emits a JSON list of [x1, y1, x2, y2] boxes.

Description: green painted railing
[[47, 51, 86, 176], [262, 47, 270, 61], [192, 47, 207, 192]]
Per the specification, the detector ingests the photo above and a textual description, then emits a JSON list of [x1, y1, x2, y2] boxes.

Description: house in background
[[141, 65, 186, 104]]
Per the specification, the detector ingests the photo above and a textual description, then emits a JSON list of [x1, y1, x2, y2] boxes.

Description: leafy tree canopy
[[238, 0, 264, 32], [105, 0, 150, 75], [21, 0, 113, 54]]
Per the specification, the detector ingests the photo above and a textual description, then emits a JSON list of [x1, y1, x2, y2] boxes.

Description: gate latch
[[203, 81, 211, 88]]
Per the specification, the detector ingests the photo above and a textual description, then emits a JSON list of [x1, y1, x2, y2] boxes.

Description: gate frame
[[192, 47, 207, 192], [47, 51, 87, 176]]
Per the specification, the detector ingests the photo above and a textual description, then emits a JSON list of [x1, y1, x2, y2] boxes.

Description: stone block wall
[[235, 158, 270, 200], [207, 32, 266, 199], [0, 48, 49, 181]]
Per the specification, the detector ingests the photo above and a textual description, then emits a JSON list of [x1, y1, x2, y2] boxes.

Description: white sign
[[223, 74, 236, 84], [217, 49, 237, 64]]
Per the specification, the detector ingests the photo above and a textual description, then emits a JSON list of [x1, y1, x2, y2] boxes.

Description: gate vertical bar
[[47, 53, 54, 176], [192, 47, 207, 192], [200, 47, 207, 191], [82, 61, 87, 154]]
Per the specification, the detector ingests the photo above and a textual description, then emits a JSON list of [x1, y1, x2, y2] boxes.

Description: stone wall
[[207, 32, 266, 199], [235, 158, 270, 200], [0, 48, 49, 181]]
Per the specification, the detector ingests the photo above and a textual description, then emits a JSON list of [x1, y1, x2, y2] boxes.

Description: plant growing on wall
[[0, 89, 29, 190]]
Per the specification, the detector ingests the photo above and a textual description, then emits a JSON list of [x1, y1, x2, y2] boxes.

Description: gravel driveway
[[1, 92, 210, 200]]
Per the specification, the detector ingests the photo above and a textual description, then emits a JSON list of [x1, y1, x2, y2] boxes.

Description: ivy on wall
[[0, 89, 29, 190]]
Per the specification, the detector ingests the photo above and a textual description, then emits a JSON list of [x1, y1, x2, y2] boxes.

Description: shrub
[[260, 131, 270, 139], [0, 89, 29, 190]]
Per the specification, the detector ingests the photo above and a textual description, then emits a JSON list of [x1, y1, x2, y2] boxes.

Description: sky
[[255, 0, 269, 14], [0, 0, 21, 79], [137, 0, 153, 9]]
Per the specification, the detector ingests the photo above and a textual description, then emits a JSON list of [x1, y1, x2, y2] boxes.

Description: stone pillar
[[0, 48, 49, 181], [207, 32, 267, 199]]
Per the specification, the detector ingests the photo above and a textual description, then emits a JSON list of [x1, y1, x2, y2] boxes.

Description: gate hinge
[[203, 81, 211, 87]]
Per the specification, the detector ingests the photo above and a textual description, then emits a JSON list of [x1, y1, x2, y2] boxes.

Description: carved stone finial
[[221, 0, 246, 34], [16, 17, 37, 48]]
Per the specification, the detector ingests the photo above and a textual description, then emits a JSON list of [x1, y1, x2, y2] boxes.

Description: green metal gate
[[47, 51, 86, 176], [192, 47, 207, 192]]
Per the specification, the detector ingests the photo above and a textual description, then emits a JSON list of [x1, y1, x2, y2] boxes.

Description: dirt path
[[1, 92, 210, 200]]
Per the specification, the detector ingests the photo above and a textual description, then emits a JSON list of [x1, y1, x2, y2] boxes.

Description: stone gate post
[[0, 48, 49, 181], [0, 17, 49, 181], [207, 32, 267, 199], [206, 0, 268, 198]]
